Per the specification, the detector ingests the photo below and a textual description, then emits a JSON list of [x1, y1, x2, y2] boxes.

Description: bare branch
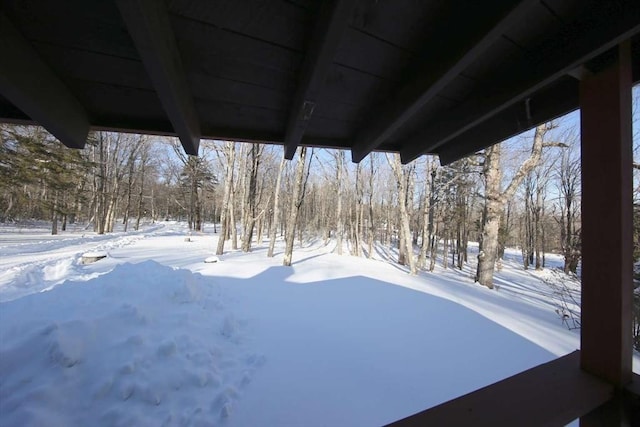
[[542, 142, 569, 148]]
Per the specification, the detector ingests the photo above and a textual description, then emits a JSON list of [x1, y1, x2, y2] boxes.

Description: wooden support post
[[579, 42, 633, 390]]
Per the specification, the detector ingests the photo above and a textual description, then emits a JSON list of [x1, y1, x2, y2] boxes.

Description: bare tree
[[92, 132, 132, 234], [241, 144, 264, 252], [283, 147, 309, 266], [334, 150, 345, 255], [122, 136, 149, 231], [556, 137, 581, 274], [267, 154, 286, 257], [417, 159, 433, 269], [366, 154, 377, 258], [476, 123, 555, 289], [134, 138, 154, 231], [216, 142, 235, 255], [388, 153, 417, 274], [519, 150, 554, 270]]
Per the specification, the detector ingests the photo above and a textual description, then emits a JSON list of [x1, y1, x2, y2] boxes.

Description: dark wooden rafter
[[0, 13, 89, 149], [116, 0, 201, 155], [349, 0, 538, 163], [430, 50, 640, 165], [400, 0, 640, 164], [284, 0, 357, 160], [436, 77, 579, 165]]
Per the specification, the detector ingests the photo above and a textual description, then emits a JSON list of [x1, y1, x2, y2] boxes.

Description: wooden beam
[[388, 351, 613, 427], [581, 373, 640, 426], [400, 0, 640, 164], [350, 0, 537, 163], [0, 13, 89, 149], [579, 42, 633, 387], [283, 0, 357, 160], [436, 77, 579, 165], [117, 0, 201, 155]]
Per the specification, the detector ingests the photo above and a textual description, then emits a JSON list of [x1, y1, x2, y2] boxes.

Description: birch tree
[[388, 153, 417, 274], [283, 147, 309, 267], [267, 154, 286, 257], [216, 142, 235, 255], [476, 123, 555, 288], [334, 150, 345, 255], [134, 141, 153, 231], [241, 144, 264, 252]]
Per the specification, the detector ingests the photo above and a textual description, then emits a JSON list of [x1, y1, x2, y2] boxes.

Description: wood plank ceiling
[[0, 0, 639, 164]]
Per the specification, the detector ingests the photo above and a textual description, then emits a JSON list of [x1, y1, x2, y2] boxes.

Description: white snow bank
[[42, 258, 75, 282], [0, 224, 600, 426], [222, 271, 556, 426], [0, 261, 262, 426], [81, 251, 108, 258]]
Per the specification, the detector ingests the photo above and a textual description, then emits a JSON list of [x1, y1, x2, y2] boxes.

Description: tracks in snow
[[0, 224, 167, 302]]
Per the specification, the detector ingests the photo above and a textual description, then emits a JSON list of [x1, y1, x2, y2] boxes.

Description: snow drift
[[0, 261, 261, 427]]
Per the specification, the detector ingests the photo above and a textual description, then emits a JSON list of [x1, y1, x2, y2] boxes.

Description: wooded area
[[1, 103, 639, 291]]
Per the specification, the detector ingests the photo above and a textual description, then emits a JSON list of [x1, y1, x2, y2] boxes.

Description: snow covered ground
[[0, 222, 625, 426]]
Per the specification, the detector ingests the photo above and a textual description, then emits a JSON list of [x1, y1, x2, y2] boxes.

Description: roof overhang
[[0, 0, 639, 164]]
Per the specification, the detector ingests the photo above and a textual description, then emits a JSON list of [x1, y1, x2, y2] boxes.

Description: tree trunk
[[476, 196, 502, 288], [418, 161, 432, 268], [398, 220, 406, 266], [241, 144, 260, 252], [216, 142, 235, 255], [150, 185, 155, 223], [389, 154, 417, 274], [429, 222, 438, 272], [367, 155, 375, 259], [428, 166, 437, 251], [268, 156, 286, 257], [194, 187, 202, 232], [443, 233, 449, 269], [238, 145, 248, 242], [2, 192, 13, 222], [123, 155, 135, 231], [559, 146, 581, 274], [96, 135, 106, 235], [534, 183, 544, 269], [51, 192, 58, 235], [352, 164, 362, 257], [335, 151, 344, 255], [283, 147, 307, 266], [230, 181, 238, 250], [476, 142, 503, 288], [476, 123, 551, 288], [256, 216, 263, 245], [135, 161, 146, 231]]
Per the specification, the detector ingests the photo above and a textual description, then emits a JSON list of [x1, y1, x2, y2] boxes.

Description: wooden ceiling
[[1, 0, 639, 164]]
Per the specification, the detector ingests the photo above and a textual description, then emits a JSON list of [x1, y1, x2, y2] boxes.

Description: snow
[[204, 255, 220, 263], [81, 250, 108, 258], [0, 222, 629, 426], [1, 261, 252, 426]]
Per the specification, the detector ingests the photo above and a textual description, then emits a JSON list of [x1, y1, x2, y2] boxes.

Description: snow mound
[[0, 261, 262, 426], [42, 258, 75, 282], [204, 255, 220, 263], [81, 250, 108, 258]]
